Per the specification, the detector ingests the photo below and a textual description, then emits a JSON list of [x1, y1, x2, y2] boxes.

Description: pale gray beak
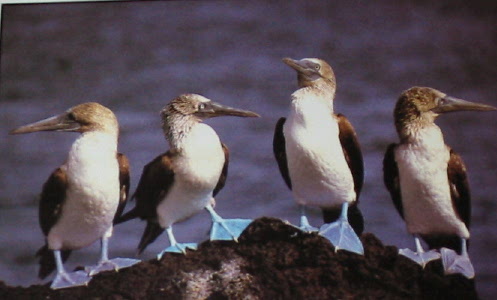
[[195, 101, 260, 119], [10, 113, 80, 135], [282, 57, 306, 73], [431, 96, 497, 114]]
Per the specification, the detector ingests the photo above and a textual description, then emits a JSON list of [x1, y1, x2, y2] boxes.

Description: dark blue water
[[1, 1, 497, 297]]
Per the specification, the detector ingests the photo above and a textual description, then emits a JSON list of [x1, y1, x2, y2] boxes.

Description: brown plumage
[[274, 57, 364, 235], [116, 94, 258, 255], [383, 86, 495, 253]]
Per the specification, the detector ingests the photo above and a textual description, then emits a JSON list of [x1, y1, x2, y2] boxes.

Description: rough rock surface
[[0, 217, 478, 299]]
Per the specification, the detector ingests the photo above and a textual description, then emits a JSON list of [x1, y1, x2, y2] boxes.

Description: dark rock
[[0, 217, 478, 299]]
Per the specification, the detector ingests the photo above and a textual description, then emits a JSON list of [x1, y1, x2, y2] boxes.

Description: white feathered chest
[[395, 125, 469, 238], [48, 131, 120, 250], [283, 89, 355, 208]]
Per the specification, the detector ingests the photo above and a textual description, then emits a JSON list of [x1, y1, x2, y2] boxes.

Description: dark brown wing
[[39, 168, 67, 236], [337, 114, 364, 199], [37, 167, 72, 278], [447, 148, 471, 228], [113, 153, 130, 223], [383, 143, 404, 219], [117, 151, 175, 223], [273, 117, 292, 189], [213, 143, 229, 197], [117, 152, 175, 254]]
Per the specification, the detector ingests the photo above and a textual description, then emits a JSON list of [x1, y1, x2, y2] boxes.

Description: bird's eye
[[198, 103, 206, 110], [314, 65, 321, 71], [67, 112, 76, 121]]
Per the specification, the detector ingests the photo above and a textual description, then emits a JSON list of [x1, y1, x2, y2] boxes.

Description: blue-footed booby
[[10, 102, 139, 289], [383, 86, 496, 278], [273, 57, 365, 255], [117, 94, 259, 259]]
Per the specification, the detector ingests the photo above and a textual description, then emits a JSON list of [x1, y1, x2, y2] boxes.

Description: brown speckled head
[[10, 102, 118, 135], [282, 57, 336, 89], [67, 102, 118, 133], [394, 87, 445, 129], [160, 94, 259, 149], [161, 94, 210, 120], [161, 93, 259, 122], [394, 86, 496, 139]]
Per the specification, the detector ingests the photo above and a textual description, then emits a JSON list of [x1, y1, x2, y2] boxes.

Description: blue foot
[[399, 248, 441, 268], [210, 218, 252, 241], [157, 243, 198, 260], [319, 219, 364, 255], [296, 206, 318, 232], [51, 270, 91, 289], [299, 223, 319, 233], [85, 258, 141, 276], [441, 247, 475, 279]]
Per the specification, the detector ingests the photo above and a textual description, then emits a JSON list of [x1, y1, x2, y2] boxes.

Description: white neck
[[66, 131, 118, 173], [163, 114, 199, 151]]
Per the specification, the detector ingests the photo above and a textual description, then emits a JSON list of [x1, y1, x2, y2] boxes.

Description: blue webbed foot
[[210, 218, 252, 241], [299, 223, 319, 233], [50, 270, 91, 290], [157, 243, 198, 260], [399, 248, 441, 268], [297, 205, 318, 232], [319, 219, 364, 255], [86, 258, 141, 276], [441, 247, 475, 279], [205, 204, 251, 242]]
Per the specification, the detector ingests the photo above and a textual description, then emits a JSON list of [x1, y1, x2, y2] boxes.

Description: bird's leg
[[86, 236, 140, 276], [399, 235, 441, 268], [157, 226, 197, 259], [319, 202, 364, 255], [50, 250, 91, 289], [298, 205, 318, 232], [205, 204, 252, 242], [441, 238, 475, 279]]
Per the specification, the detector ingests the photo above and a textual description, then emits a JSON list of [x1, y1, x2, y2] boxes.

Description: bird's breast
[[157, 124, 225, 227], [175, 124, 225, 189], [283, 99, 355, 207], [395, 132, 469, 238], [48, 132, 120, 250]]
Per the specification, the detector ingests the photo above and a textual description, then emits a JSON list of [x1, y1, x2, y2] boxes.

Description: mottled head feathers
[[394, 86, 495, 140], [160, 94, 259, 149]]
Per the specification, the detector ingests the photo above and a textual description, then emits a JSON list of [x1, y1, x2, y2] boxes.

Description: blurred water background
[[1, 0, 497, 297]]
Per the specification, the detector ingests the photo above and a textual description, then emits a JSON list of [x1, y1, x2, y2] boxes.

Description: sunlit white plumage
[[395, 125, 469, 238], [117, 94, 259, 258], [273, 57, 365, 255], [49, 131, 120, 250], [384, 86, 496, 278], [10, 102, 138, 289], [284, 89, 355, 208], [157, 123, 224, 228]]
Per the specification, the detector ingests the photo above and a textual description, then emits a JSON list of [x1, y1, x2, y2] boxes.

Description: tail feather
[[137, 221, 165, 255], [36, 245, 71, 279], [322, 203, 364, 236], [422, 235, 466, 254], [114, 207, 140, 225]]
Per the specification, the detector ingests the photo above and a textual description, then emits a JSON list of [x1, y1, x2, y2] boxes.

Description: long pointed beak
[[9, 113, 80, 135], [198, 102, 260, 119], [282, 57, 305, 72], [431, 96, 497, 114]]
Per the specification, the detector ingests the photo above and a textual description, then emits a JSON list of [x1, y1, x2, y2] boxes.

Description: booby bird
[[273, 57, 365, 255], [117, 94, 259, 259], [383, 86, 496, 278], [10, 102, 139, 289]]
